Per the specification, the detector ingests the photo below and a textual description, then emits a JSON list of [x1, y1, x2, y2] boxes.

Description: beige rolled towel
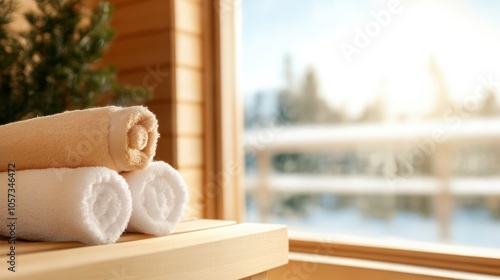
[[0, 106, 159, 172]]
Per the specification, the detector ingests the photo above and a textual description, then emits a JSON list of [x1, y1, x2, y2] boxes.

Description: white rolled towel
[[122, 161, 189, 236], [0, 166, 132, 245]]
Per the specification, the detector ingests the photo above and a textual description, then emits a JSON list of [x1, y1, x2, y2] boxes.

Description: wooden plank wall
[[98, 0, 206, 219], [15, 0, 208, 219]]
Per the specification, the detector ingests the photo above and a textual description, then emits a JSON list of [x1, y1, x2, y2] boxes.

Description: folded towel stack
[[0, 106, 189, 245]]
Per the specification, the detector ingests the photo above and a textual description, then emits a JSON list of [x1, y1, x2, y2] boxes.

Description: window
[[242, 0, 500, 250]]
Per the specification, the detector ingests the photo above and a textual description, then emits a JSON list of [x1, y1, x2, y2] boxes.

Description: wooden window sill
[[270, 252, 500, 280], [289, 231, 500, 276], [0, 219, 288, 280]]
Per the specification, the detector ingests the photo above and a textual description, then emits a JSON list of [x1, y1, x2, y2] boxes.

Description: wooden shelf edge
[[2, 223, 288, 280], [0, 219, 237, 256]]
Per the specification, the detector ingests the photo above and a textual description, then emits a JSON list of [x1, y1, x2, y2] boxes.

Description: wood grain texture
[[103, 32, 170, 71], [177, 136, 204, 168], [289, 234, 500, 276], [154, 136, 175, 163], [208, 0, 245, 221], [0, 220, 234, 255], [106, 0, 141, 8], [199, 0, 218, 219], [99, 0, 208, 219], [172, 219, 235, 233], [175, 32, 202, 69], [242, 272, 268, 280], [175, 0, 202, 35], [176, 67, 203, 103], [112, 0, 170, 39], [147, 102, 173, 135], [178, 168, 204, 219], [117, 66, 171, 101], [1, 223, 288, 280], [177, 103, 203, 136], [268, 253, 499, 280]]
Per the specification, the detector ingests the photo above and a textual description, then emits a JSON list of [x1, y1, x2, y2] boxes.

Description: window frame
[[289, 232, 500, 275], [203, 0, 244, 221], [208, 0, 500, 276]]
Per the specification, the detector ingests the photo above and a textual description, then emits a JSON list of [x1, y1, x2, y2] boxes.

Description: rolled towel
[[121, 161, 189, 236], [0, 166, 132, 245], [0, 106, 159, 172]]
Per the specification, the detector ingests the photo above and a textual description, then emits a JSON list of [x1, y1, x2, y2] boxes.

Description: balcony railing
[[244, 118, 500, 242]]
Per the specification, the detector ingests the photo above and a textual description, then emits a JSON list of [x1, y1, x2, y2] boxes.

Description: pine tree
[[358, 78, 387, 122], [295, 67, 340, 124], [0, 0, 151, 125], [428, 55, 453, 119], [0, 0, 23, 123], [476, 88, 498, 117], [276, 54, 296, 125], [297, 68, 320, 123]]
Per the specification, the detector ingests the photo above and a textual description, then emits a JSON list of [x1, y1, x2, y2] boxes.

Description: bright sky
[[241, 0, 500, 119]]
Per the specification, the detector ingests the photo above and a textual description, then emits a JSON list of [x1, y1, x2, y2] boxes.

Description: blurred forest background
[[244, 52, 500, 246]]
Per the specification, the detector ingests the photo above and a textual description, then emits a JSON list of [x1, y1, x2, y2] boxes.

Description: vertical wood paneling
[[177, 136, 204, 168], [175, 0, 202, 34], [172, 0, 205, 219], [154, 137, 174, 163], [178, 168, 204, 219], [209, 0, 244, 221], [176, 33, 203, 68], [177, 103, 203, 136], [100, 0, 178, 170], [176, 68, 203, 102], [146, 102, 173, 135], [101, 0, 206, 219]]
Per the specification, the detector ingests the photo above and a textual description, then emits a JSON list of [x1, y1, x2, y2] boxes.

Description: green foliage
[[0, 0, 151, 125]]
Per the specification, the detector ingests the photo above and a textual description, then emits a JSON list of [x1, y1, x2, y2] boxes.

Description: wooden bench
[[0, 219, 288, 279]]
